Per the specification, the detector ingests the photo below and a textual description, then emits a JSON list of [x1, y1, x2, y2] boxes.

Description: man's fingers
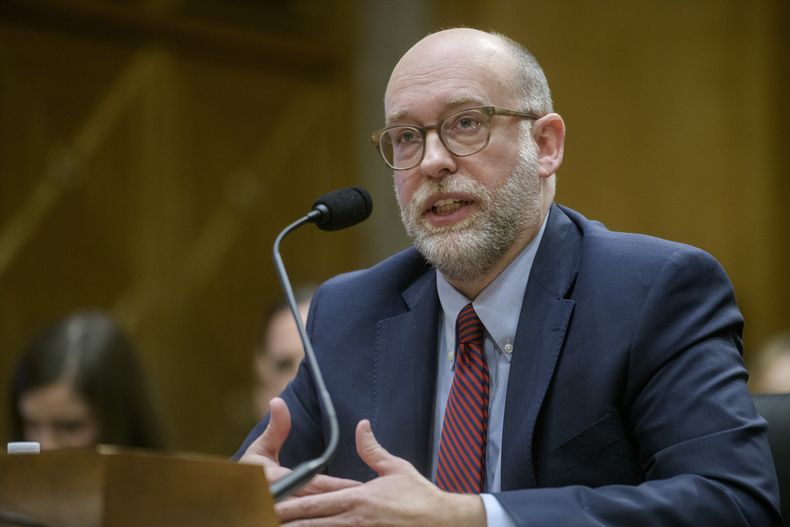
[[250, 397, 291, 461], [297, 474, 362, 496], [355, 419, 410, 476], [275, 489, 353, 523]]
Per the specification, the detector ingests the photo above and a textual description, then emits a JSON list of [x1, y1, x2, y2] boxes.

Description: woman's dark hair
[[256, 286, 316, 351], [9, 311, 165, 449]]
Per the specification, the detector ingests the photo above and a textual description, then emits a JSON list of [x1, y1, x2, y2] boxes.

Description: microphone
[[307, 186, 373, 231], [269, 187, 373, 501]]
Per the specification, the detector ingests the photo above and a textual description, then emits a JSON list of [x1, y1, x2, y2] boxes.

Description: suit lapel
[[501, 205, 581, 490], [372, 268, 440, 478]]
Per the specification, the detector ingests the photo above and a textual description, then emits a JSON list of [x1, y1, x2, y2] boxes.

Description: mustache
[[410, 176, 489, 212]]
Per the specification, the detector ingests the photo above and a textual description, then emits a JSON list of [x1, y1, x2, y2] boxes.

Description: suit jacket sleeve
[[495, 247, 781, 526]]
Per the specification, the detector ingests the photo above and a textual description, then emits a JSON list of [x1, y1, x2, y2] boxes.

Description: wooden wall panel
[[0, 1, 358, 455]]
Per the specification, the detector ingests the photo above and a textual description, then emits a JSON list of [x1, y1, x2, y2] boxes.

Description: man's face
[[254, 303, 308, 418], [384, 32, 544, 283]]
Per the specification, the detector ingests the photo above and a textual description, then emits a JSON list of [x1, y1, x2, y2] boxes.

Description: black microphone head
[[310, 187, 373, 231]]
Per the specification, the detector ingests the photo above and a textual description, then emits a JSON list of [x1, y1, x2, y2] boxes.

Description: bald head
[[385, 28, 552, 121]]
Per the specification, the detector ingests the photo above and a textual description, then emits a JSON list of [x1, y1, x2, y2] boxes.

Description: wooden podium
[[0, 446, 277, 527]]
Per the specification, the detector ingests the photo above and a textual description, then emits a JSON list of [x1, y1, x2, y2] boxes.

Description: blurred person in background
[[750, 330, 790, 394], [253, 287, 314, 418], [8, 311, 165, 451]]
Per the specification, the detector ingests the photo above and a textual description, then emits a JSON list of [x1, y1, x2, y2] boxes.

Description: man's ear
[[533, 113, 565, 179]]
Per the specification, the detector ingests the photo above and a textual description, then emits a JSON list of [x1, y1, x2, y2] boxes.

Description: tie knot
[[456, 303, 484, 345]]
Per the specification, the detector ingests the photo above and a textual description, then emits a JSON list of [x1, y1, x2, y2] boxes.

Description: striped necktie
[[436, 303, 489, 493]]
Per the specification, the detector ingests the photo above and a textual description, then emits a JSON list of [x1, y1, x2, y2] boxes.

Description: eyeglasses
[[370, 106, 540, 170]]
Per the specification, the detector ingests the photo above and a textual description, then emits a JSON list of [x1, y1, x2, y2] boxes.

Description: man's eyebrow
[[385, 96, 488, 125], [385, 110, 407, 124], [445, 95, 486, 108]]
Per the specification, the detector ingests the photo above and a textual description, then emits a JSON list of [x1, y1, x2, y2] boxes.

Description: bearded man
[[237, 28, 781, 526]]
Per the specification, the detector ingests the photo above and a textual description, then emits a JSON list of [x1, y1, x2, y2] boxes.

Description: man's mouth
[[430, 198, 472, 216]]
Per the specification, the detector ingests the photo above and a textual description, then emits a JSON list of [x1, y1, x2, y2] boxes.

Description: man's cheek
[[394, 177, 411, 210]]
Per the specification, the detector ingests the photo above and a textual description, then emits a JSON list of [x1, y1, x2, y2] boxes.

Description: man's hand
[[275, 419, 486, 526], [239, 397, 360, 496]]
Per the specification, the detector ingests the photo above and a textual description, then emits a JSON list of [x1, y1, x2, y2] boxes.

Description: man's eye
[[396, 129, 420, 144], [275, 358, 297, 373], [455, 115, 482, 130]]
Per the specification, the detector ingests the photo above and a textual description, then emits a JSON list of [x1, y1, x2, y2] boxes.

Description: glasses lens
[[380, 126, 423, 169], [441, 109, 490, 156]]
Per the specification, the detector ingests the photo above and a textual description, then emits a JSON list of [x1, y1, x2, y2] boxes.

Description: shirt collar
[[437, 209, 550, 357]]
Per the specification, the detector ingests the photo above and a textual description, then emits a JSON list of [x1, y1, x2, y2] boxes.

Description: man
[[237, 28, 781, 525]]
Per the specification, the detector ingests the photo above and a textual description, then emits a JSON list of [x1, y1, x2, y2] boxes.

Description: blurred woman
[[8, 311, 164, 450]]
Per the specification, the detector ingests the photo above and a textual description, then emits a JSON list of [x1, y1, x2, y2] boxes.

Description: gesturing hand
[[239, 397, 360, 496], [275, 419, 486, 526]]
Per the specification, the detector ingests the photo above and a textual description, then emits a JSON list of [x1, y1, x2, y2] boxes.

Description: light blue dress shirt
[[431, 211, 548, 526]]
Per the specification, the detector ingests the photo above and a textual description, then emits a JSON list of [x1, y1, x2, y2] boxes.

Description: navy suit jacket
[[238, 204, 781, 526]]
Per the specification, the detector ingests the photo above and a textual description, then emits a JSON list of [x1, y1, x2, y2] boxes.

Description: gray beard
[[399, 140, 542, 283]]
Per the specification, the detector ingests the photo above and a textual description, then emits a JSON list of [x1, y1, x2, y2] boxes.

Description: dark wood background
[[1, 0, 787, 456]]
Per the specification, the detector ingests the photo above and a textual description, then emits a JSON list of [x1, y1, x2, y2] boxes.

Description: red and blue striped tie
[[436, 303, 489, 493]]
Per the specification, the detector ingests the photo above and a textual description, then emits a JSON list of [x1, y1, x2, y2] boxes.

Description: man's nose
[[419, 130, 456, 179]]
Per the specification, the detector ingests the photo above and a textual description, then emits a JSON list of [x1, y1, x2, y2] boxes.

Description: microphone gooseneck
[[268, 187, 372, 501]]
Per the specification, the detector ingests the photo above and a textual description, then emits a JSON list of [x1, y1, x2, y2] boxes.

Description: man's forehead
[[384, 69, 513, 124], [385, 95, 488, 124]]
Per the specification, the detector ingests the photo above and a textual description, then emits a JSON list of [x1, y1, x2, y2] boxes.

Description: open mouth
[[430, 198, 472, 216]]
